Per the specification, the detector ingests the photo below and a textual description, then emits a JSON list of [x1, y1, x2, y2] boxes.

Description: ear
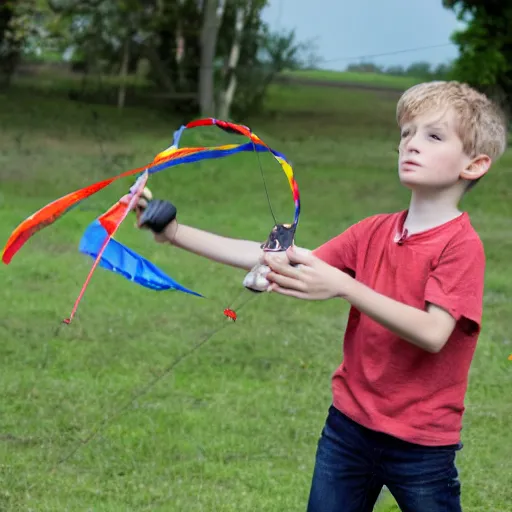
[[460, 154, 492, 182]]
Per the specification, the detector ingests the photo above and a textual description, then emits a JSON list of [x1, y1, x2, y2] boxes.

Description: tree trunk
[[0, 2, 18, 89], [218, 2, 249, 120], [117, 35, 131, 109], [199, 0, 224, 117], [174, 0, 185, 88], [144, 43, 176, 93]]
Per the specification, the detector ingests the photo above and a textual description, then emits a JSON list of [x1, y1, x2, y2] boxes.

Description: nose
[[402, 132, 420, 154]]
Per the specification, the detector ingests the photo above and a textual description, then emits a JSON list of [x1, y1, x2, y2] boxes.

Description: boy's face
[[397, 108, 472, 190]]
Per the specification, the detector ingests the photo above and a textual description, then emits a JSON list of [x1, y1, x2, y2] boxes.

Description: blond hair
[[396, 81, 508, 161]]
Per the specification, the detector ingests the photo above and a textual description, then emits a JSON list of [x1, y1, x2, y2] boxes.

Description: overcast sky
[[261, 0, 466, 70]]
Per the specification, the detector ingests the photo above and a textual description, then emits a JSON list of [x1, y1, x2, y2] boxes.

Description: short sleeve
[[312, 220, 364, 276], [425, 236, 485, 334]]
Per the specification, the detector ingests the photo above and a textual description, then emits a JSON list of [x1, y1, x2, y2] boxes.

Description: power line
[[146, 41, 457, 71]]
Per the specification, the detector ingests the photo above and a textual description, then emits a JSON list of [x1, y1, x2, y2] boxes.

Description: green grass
[[0, 77, 511, 511]]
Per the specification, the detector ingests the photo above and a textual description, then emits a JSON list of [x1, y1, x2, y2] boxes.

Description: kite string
[[53, 320, 234, 469], [52, 115, 293, 466], [50, 115, 261, 466], [52, 285, 262, 468], [251, 139, 278, 227]]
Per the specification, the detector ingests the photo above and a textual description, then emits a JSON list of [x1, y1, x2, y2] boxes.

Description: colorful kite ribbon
[[1, 118, 300, 267], [1, 118, 301, 324]]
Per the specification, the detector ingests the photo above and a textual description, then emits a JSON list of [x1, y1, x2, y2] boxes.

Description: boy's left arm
[[264, 238, 485, 354], [333, 280, 457, 353]]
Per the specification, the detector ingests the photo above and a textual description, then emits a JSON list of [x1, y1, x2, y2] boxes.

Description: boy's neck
[[404, 189, 463, 234]]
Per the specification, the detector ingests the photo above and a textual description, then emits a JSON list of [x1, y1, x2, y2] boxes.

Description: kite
[[1, 118, 301, 323], [10, 117, 304, 467]]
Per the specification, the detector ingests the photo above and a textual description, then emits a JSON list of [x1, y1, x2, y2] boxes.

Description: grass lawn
[[0, 76, 510, 511]]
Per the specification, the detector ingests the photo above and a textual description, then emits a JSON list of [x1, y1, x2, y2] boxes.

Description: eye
[[400, 130, 409, 139], [429, 133, 442, 141]]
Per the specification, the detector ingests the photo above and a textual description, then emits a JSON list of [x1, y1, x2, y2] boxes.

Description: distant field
[[281, 69, 423, 90]]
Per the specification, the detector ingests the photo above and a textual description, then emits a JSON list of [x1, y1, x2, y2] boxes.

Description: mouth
[[400, 160, 421, 170]]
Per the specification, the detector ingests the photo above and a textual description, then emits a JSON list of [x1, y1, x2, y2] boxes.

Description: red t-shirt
[[313, 210, 485, 446]]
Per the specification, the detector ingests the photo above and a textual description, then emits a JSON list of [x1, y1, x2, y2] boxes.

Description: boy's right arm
[[161, 221, 264, 271], [135, 196, 265, 272]]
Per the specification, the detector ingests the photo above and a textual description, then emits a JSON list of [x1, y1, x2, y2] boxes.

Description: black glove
[[138, 199, 177, 233]]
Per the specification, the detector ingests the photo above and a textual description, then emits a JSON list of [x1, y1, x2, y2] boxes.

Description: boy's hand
[[120, 189, 178, 243], [138, 199, 177, 233], [136, 199, 178, 244], [119, 186, 152, 219], [264, 246, 349, 300], [243, 250, 291, 292]]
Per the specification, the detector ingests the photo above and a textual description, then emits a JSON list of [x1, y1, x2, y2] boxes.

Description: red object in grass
[[223, 308, 237, 322]]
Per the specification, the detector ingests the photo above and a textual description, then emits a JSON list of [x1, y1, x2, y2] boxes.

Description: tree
[[406, 61, 431, 78], [346, 62, 383, 74], [0, 0, 45, 87], [231, 25, 310, 119], [34, 0, 308, 118], [443, 0, 512, 112], [0, 1, 17, 86]]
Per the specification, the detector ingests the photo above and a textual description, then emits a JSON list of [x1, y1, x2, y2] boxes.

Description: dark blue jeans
[[307, 405, 463, 512]]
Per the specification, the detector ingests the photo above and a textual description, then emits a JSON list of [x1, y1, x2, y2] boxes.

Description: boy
[[131, 81, 508, 511]]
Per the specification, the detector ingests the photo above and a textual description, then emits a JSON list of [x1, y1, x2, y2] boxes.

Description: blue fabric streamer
[[79, 220, 203, 297]]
